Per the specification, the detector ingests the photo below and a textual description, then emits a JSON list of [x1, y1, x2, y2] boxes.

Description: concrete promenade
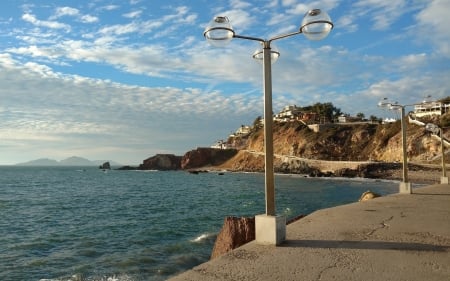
[[168, 184, 450, 281]]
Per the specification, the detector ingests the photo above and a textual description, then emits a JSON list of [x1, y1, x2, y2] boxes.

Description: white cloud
[[415, 0, 450, 57], [53, 7, 79, 18], [99, 22, 141, 35], [0, 55, 262, 163], [123, 10, 142, 18], [353, 0, 407, 30], [22, 13, 71, 31], [100, 5, 120, 11], [80, 15, 99, 23], [230, 0, 252, 9]]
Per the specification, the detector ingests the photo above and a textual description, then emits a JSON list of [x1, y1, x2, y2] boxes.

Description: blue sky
[[0, 0, 449, 165]]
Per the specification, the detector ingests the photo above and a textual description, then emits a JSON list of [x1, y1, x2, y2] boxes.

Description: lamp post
[[439, 127, 448, 184], [204, 10, 333, 245], [378, 98, 412, 194], [425, 123, 448, 184]]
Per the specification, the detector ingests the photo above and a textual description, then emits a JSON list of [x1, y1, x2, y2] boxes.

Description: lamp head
[[378, 98, 391, 108], [300, 9, 333, 41], [203, 16, 235, 47], [252, 44, 280, 64]]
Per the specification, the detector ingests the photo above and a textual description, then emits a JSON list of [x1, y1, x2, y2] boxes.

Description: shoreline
[[205, 163, 444, 185]]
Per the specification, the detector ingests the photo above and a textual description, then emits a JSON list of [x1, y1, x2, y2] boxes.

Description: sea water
[[0, 166, 399, 281]]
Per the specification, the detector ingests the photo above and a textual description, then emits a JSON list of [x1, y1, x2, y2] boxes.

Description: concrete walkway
[[168, 184, 450, 281]]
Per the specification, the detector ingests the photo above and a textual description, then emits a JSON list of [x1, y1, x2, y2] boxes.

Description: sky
[[0, 0, 449, 165]]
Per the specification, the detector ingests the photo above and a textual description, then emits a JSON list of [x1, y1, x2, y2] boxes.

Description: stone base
[[440, 176, 449, 184], [255, 214, 286, 245], [399, 182, 412, 194]]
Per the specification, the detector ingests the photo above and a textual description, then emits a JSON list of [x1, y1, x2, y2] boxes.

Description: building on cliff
[[211, 140, 228, 149], [414, 101, 450, 118]]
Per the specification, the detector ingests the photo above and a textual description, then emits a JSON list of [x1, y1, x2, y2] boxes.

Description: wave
[[39, 273, 134, 281], [190, 232, 216, 243]]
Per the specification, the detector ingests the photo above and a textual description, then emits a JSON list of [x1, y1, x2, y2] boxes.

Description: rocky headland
[[120, 114, 448, 184]]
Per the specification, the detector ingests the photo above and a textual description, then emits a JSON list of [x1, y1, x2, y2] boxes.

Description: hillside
[[214, 113, 449, 183]]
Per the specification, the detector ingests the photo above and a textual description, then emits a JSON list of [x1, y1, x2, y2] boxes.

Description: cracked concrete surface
[[168, 184, 450, 281]]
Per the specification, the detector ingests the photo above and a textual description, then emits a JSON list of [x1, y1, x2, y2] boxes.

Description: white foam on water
[[190, 232, 215, 243], [39, 273, 134, 281]]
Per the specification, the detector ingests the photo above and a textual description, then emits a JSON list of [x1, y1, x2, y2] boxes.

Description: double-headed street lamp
[[204, 10, 333, 245], [378, 98, 412, 194]]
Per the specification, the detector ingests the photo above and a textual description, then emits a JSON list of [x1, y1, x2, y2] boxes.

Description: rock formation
[[139, 154, 182, 170], [359, 190, 381, 202], [99, 161, 111, 170], [181, 147, 238, 170], [210, 216, 255, 259]]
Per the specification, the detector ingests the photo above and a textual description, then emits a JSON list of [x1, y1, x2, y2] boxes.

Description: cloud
[[50, 6, 99, 23], [80, 15, 99, 23], [415, 0, 450, 57], [123, 10, 142, 18], [53, 7, 79, 18], [0, 54, 262, 163], [100, 5, 120, 11], [22, 13, 71, 31], [352, 0, 408, 30]]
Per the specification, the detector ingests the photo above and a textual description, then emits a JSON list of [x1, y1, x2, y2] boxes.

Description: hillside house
[[273, 105, 320, 124], [414, 101, 450, 117], [211, 140, 227, 149]]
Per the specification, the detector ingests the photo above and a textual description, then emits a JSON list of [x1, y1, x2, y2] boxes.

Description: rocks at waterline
[[210, 216, 255, 259], [99, 161, 111, 170]]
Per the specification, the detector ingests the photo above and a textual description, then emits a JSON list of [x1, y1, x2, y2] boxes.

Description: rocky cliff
[[139, 154, 182, 170], [133, 114, 447, 180], [212, 114, 448, 182], [180, 147, 238, 170]]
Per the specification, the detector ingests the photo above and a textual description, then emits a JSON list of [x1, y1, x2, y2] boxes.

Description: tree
[[369, 115, 381, 123], [300, 102, 342, 122], [253, 116, 262, 129], [356, 112, 365, 120]]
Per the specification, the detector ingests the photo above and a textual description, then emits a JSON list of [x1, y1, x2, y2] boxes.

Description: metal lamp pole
[[204, 10, 333, 244], [440, 127, 448, 183], [400, 106, 409, 189], [379, 99, 412, 193]]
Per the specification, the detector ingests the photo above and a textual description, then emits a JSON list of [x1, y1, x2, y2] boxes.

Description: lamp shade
[[203, 16, 235, 47], [252, 45, 280, 64], [300, 9, 333, 41]]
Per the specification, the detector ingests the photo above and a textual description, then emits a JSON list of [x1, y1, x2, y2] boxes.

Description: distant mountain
[[16, 156, 122, 167], [16, 158, 60, 166], [59, 156, 94, 166]]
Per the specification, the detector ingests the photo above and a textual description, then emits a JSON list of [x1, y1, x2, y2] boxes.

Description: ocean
[[1, 166, 400, 281]]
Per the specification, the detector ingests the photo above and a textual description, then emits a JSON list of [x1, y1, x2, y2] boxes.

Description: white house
[[414, 101, 450, 117]]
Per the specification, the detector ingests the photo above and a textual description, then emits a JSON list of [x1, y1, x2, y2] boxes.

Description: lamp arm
[[269, 31, 302, 43], [233, 34, 265, 43]]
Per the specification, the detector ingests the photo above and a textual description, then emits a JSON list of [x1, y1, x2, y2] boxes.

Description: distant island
[[16, 156, 122, 167]]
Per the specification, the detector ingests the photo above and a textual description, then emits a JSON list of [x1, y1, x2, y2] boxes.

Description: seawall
[[168, 184, 450, 281]]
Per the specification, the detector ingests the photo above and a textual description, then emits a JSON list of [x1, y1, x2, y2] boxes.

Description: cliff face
[[215, 115, 448, 176], [181, 148, 238, 170], [140, 154, 182, 170], [135, 115, 447, 176]]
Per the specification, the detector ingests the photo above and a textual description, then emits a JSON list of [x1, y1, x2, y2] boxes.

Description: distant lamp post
[[425, 123, 448, 184], [378, 98, 412, 194], [204, 10, 333, 245]]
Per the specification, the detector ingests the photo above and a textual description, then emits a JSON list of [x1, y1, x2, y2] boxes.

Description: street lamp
[[204, 10, 333, 245], [425, 123, 448, 184], [378, 98, 412, 194]]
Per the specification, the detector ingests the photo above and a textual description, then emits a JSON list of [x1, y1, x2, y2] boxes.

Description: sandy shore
[[388, 166, 444, 184]]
